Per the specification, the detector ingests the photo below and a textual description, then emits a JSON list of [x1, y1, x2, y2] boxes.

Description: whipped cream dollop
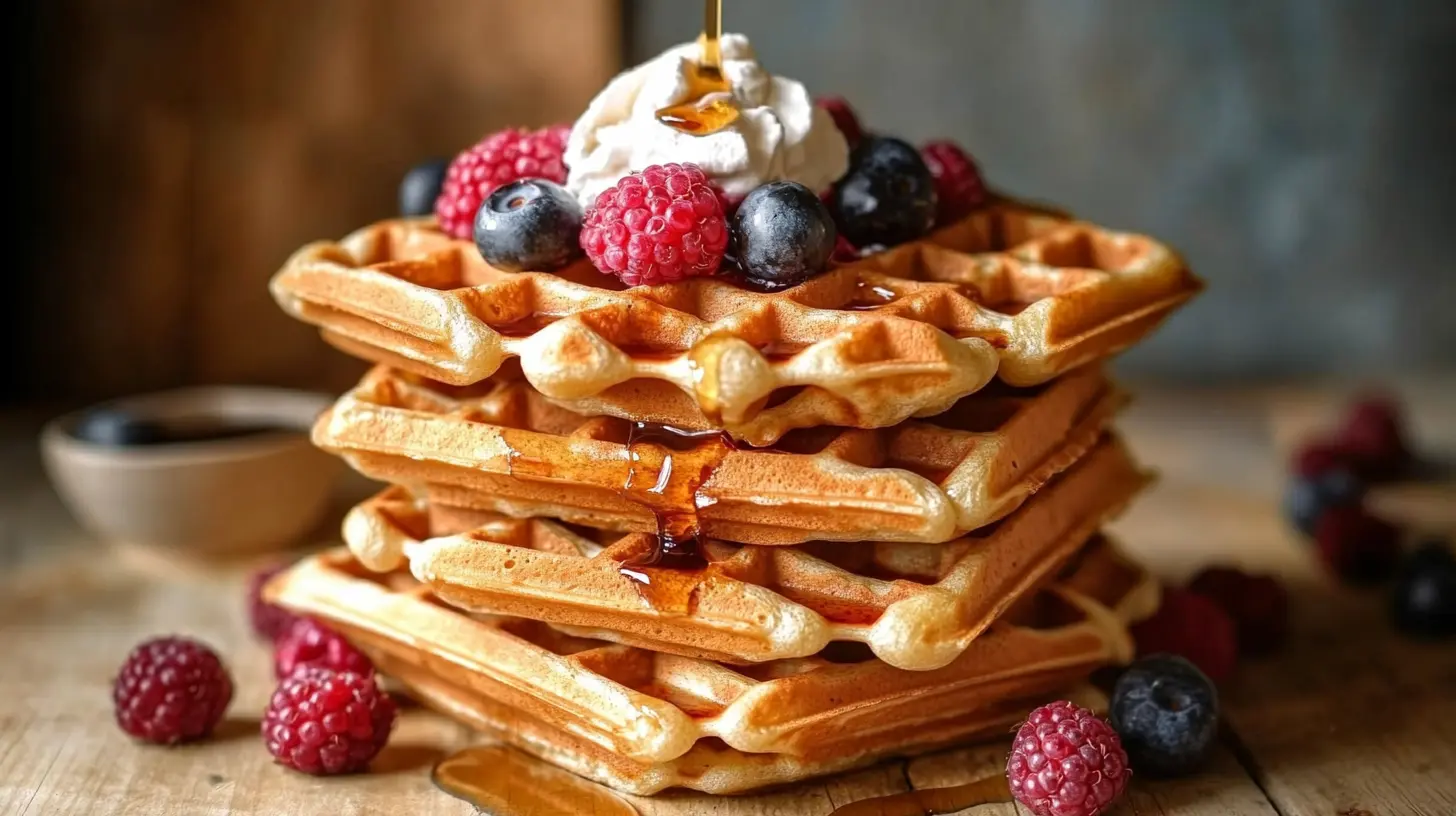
[[564, 34, 849, 208]]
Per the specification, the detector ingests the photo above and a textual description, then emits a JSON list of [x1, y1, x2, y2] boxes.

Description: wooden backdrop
[[12, 0, 619, 402]]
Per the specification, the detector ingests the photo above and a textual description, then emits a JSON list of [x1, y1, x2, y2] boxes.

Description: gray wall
[[631, 0, 1456, 380]]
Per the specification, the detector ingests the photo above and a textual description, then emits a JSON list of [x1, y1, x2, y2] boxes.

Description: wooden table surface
[[2, 379, 1454, 816]]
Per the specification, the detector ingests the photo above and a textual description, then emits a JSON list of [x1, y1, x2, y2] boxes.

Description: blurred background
[[5, 0, 1455, 406]]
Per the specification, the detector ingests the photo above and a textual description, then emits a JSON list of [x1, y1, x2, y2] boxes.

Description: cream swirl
[[564, 34, 849, 208]]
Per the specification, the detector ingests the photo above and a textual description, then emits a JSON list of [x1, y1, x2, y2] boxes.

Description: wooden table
[[2, 380, 1454, 815]]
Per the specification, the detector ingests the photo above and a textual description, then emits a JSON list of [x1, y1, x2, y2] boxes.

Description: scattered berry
[[275, 618, 374, 679], [731, 181, 837, 288], [831, 136, 938, 248], [398, 158, 448, 218], [1187, 567, 1289, 656], [113, 636, 233, 744], [1006, 700, 1129, 816], [1130, 586, 1238, 684], [1283, 467, 1363, 537], [1110, 655, 1219, 777], [1314, 505, 1402, 585], [435, 125, 571, 240], [1290, 440, 1358, 478], [472, 178, 584, 272], [920, 140, 988, 225], [579, 163, 729, 285], [815, 96, 863, 147], [1339, 395, 1411, 481], [247, 562, 301, 641], [72, 408, 166, 446], [263, 668, 396, 775], [1391, 540, 1455, 638]]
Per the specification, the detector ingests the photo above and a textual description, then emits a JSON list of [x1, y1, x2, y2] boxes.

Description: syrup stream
[[655, 0, 740, 135]]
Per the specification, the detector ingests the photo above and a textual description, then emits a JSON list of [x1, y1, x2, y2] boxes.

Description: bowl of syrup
[[41, 386, 344, 558]]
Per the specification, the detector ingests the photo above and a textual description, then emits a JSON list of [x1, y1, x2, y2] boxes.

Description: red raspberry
[[579, 163, 729, 285], [1130, 587, 1238, 684], [1315, 505, 1402, 585], [921, 140, 988, 225], [275, 618, 374, 679], [113, 636, 233, 744], [1006, 700, 1130, 816], [1339, 395, 1410, 481], [1290, 440, 1358, 478], [247, 562, 301, 641], [263, 668, 396, 775], [816, 96, 863, 148], [1187, 567, 1289, 656], [435, 125, 571, 239]]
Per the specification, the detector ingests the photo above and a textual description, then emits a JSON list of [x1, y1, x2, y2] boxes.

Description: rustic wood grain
[[3, 381, 1454, 815]]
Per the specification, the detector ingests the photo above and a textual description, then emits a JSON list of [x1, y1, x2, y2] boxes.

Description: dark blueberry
[[1283, 467, 1363, 536], [473, 179, 584, 272], [71, 408, 167, 446], [830, 136, 937, 247], [1392, 540, 1456, 638], [399, 158, 449, 218], [1110, 654, 1220, 777], [731, 181, 837, 288]]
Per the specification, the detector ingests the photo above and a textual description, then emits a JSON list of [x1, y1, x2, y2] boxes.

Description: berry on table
[[1314, 505, 1402, 585], [274, 618, 374, 679], [1338, 395, 1411, 481], [831, 136, 938, 248], [247, 562, 301, 642], [473, 179, 584, 272], [731, 181, 837, 288], [113, 636, 233, 744], [398, 158, 448, 218], [920, 140, 988, 225], [262, 668, 396, 775], [579, 163, 729, 285], [815, 96, 863, 147], [1187, 566, 1289, 656], [1283, 467, 1363, 537], [1006, 700, 1129, 816], [435, 125, 571, 240], [1130, 586, 1239, 684], [1110, 655, 1219, 777], [1391, 539, 1455, 638]]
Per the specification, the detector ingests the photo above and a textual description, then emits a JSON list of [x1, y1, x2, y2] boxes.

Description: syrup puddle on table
[[432, 744, 638, 816], [826, 773, 1013, 815]]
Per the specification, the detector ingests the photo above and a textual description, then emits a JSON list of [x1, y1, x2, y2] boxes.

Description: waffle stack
[[265, 200, 1200, 795]]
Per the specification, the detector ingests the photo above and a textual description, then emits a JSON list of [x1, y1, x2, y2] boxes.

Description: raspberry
[[1315, 505, 1402, 585], [920, 140, 988, 225], [247, 562, 301, 641], [435, 125, 571, 239], [113, 636, 233, 744], [275, 618, 374, 679], [1339, 395, 1410, 481], [1006, 700, 1130, 816], [1290, 440, 1357, 478], [263, 668, 396, 775], [816, 96, 864, 148], [579, 163, 729, 285], [1130, 587, 1238, 684], [831, 234, 862, 264], [1187, 567, 1289, 656]]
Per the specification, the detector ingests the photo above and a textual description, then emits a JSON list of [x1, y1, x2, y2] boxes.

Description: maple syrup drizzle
[[827, 774, 1013, 816], [655, 0, 740, 135], [432, 744, 638, 816], [845, 280, 899, 310]]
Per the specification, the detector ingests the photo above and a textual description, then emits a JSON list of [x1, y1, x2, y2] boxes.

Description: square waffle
[[271, 202, 1200, 444], [342, 435, 1148, 670], [318, 363, 1125, 545], [265, 538, 1152, 795]]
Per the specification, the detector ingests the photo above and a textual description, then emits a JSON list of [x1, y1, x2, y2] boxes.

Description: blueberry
[[1392, 540, 1456, 638], [830, 136, 937, 247], [473, 179, 584, 272], [71, 408, 167, 446], [1110, 654, 1219, 777], [731, 181, 837, 288], [399, 158, 449, 218], [1283, 467, 1363, 536]]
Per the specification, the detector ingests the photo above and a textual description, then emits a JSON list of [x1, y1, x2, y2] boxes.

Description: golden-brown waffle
[[342, 436, 1148, 670], [265, 539, 1149, 794], [271, 203, 1199, 444], [318, 363, 1123, 545]]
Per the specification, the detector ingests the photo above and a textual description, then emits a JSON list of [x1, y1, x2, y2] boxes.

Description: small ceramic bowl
[[41, 387, 344, 558]]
